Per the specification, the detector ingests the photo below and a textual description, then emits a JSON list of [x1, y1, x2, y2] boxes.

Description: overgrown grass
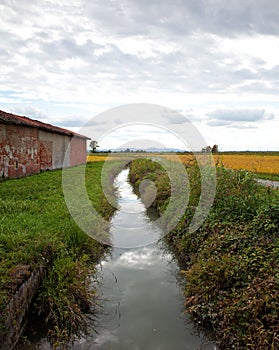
[[128, 158, 171, 215], [0, 161, 119, 345], [256, 173, 279, 181], [129, 158, 279, 349]]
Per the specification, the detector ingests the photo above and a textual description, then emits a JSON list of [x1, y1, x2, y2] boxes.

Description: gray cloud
[[82, 0, 279, 37], [163, 113, 188, 125], [207, 119, 232, 127], [207, 109, 266, 122], [206, 109, 275, 127], [227, 124, 258, 129], [55, 117, 88, 127], [9, 105, 46, 120], [0, 0, 278, 152], [1, 0, 279, 102], [40, 38, 101, 61], [87, 118, 109, 127]]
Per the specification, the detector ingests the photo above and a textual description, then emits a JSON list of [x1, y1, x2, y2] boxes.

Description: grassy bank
[[129, 158, 279, 349], [256, 173, 279, 181], [0, 161, 118, 346]]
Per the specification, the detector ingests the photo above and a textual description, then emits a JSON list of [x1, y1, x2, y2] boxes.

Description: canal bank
[[23, 168, 215, 349], [0, 162, 116, 349], [128, 158, 279, 349]]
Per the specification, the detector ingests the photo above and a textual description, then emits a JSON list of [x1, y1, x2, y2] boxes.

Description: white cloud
[[114, 247, 171, 269], [0, 0, 278, 150], [93, 329, 119, 348]]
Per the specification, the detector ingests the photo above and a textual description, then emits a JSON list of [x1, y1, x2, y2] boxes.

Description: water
[[73, 169, 215, 350], [23, 169, 215, 350]]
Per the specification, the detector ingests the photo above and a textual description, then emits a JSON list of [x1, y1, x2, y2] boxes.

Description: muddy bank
[[0, 267, 45, 350]]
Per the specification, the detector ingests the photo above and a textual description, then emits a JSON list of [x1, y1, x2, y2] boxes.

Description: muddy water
[[24, 169, 215, 350]]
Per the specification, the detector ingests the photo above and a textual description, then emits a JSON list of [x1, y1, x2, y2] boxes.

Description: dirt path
[[257, 179, 279, 189]]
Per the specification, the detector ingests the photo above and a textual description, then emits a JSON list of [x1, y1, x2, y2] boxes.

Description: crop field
[[87, 154, 109, 162], [88, 153, 279, 176], [213, 153, 279, 175], [166, 153, 279, 175]]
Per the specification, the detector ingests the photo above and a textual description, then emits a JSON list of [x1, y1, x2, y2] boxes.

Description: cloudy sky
[[0, 0, 278, 150]]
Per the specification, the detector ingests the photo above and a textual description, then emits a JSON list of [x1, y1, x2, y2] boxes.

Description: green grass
[[256, 172, 279, 181], [0, 161, 119, 344], [129, 158, 279, 349]]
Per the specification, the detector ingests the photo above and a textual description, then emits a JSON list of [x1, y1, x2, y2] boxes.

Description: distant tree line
[[89, 141, 219, 154]]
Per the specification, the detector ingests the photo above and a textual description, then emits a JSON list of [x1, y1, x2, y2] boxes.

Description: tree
[[90, 140, 99, 153], [212, 144, 219, 153], [201, 145, 212, 153], [201, 144, 219, 153]]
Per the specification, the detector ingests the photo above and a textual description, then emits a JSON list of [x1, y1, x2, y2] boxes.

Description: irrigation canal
[[23, 169, 216, 350]]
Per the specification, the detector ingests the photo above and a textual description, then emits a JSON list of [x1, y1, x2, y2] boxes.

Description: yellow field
[[87, 153, 279, 175], [164, 153, 279, 175], [87, 155, 109, 162], [87, 154, 134, 162], [213, 154, 279, 175]]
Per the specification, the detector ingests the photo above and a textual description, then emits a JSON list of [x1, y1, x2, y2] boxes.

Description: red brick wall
[[0, 123, 87, 179], [0, 124, 40, 178], [39, 140, 53, 171], [70, 136, 87, 166]]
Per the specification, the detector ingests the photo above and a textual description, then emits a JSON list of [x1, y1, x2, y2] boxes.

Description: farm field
[[87, 154, 109, 162], [163, 153, 279, 175], [87, 152, 279, 177], [213, 153, 279, 175]]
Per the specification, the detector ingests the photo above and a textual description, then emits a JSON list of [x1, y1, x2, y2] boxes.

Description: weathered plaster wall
[[0, 124, 40, 178], [39, 130, 71, 169], [70, 136, 87, 166]]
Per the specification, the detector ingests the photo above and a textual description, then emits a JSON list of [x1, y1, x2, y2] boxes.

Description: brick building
[[0, 110, 90, 179]]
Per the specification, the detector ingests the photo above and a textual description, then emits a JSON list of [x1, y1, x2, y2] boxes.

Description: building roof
[[0, 110, 90, 139]]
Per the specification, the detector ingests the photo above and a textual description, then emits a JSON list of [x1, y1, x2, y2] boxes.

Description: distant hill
[[98, 147, 188, 153]]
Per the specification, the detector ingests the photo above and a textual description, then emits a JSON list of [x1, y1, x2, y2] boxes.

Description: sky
[[0, 0, 279, 151]]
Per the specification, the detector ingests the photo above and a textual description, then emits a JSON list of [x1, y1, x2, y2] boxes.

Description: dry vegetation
[[87, 155, 109, 162], [213, 153, 279, 175], [88, 152, 279, 176], [174, 153, 279, 175]]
